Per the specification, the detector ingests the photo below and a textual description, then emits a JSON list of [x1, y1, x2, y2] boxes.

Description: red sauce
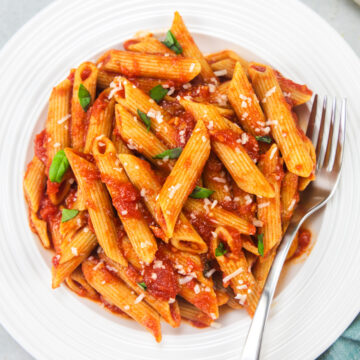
[[274, 70, 313, 99], [226, 229, 243, 255], [91, 91, 109, 119], [211, 129, 259, 162], [250, 64, 266, 73], [293, 228, 312, 258], [143, 252, 179, 301], [160, 99, 184, 117], [186, 319, 210, 329], [188, 213, 215, 244], [46, 179, 61, 195], [78, 161, 101, 183], [80, 66, 92, 81], [123, 39, 140, 50], [174, 111, 196, 147], [52, 254, 60, 268], [65, 187, 77, 208], [185, 279, 214, 315], [39, 195, 60, 223], [124, 263, 141, 284], [34, 130, 47, 164], [67, 70, 75, 84], [101, 177, 142, 219], [178, 85, 210, 103]]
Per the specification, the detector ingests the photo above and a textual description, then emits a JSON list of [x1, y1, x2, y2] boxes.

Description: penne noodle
[[184, 198, 256, 235], [203, 153, 232, 203], [210, 58, 236, 79], [52, 229, 97, 288], [281, 171, 299, 232], [111, 130, 132, 155], [253, 247, 277, 291], [211, 231, 259, 316], [228, 62, 268, 136], [257, 144, 283, 255], [113, 78, 178, 148], [205, 50, 249, 72], [71, 62, 98, 151], [118, 154, 207, 253], [156, 120, 211, 238], [84, 88, 115, 153], [99, 250, 181, 328], [46, 78, 72, 168], [125, 34, 177, 55], [97, 70, 117, 90], [24, 156, 46, 212], [178, 298, 214, 327], [299, 135, 317, 190], [115, 103, 175, 173], [170, 11, 216, 82], [92, 136, 157, 264], [98, 50, 201, 83], [180, 99, 275, 197], [30, 211, 51, 249], [65, 266, 99, 300], [248, 63, 314, 177], [64, 148, 127, 265], [82, 257, 162, 342]]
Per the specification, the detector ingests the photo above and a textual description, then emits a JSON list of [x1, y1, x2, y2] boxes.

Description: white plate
[[0, 0, 360, 359]]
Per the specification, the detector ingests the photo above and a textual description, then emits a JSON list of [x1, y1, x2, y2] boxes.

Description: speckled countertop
[[0, 0, 359, 359]]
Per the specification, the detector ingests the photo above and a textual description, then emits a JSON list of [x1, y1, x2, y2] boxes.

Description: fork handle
[[241, 221, 302, 360]]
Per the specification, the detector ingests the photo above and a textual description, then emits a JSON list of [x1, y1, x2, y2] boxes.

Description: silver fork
[[241, 96, 347, 360]]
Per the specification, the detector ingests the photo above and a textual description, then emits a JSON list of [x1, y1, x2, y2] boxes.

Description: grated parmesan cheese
[[214, 69, 227, 77], [134, 293, 145, 304], [223, 267, 244, 283], [57, 114, 71, 124], [71, 247, 78, 256]]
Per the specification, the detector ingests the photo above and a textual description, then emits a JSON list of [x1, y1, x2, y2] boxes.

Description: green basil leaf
[[61, 209, 79, 223], [49, 149, 69, 183], [257, 233, 264, 256], [137, 109, 151, 132], [137, 282, 147, 290], [189, 186, 215, 199], [149, 84, 168, 103], [215, 242, 227, 257], [255, 136, 272, 144], [153, 147, 182, 159], [78, 83, 91, 112], [162, 30, 183, 54]]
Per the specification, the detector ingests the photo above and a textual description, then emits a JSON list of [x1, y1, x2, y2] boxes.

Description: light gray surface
[[0, 0, 359, 359]]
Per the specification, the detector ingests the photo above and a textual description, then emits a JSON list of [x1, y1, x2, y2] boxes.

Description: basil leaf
[[78, 84, 91, 111], [137, 282, 147, 290], [255, 136, 272, 144], [61, 209, 79, 223], [49, 149, 69, 183], [215, 242, 227, 257], [189, 186, 215, 199], [137, 109, 151, 132], [149, 85, 168, 103], [257, 233, 264, 256], [162, 30, 183, 54], [153, 147, 182, 159]]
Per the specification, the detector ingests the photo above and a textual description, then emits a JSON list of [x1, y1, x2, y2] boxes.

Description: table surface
[[0, 0, 359, 359]]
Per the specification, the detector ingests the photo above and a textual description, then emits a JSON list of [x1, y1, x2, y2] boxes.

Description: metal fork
[[241, 96, 347, 360]]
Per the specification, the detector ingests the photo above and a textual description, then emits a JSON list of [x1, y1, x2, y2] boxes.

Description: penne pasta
[[118, 154, 207, 253], [98, 50, 201, 83], [156, 120, 211, 238], [84, 88, 115, 153], [248, 63, 314, 177], [180, 99, 275, 197], [82, 257, 162, 342], [125, 34, 177, 55], [92, 136, 157, 264], [257, 144, 283, 256], [30, 211, 51, 249], [170, 11, 216, 82], [65, 267, 99, 300], [115, 103, 175, 173], [24, 156, 46, 212], [51, 228, 97, 288], [64, 148, 127, 265], [228, 62, 268, 136], [71, 62, 98, 151], [281, 171, 299, 232], [178, 298, 214, 327], [210, 58, 236, 79]]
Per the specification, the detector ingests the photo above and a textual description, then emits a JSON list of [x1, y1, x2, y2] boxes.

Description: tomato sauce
[[78, 160, 101, 182], [46, 179, 61, 195], [67, 70, 75, 84], [173, 111, 196, 147], [293, 228, 312, 259], [188, 213, 215, 244], [177, 85, 210, 103], [100, 296, 127, 316], [91, 91, 109, 119], [160, 99, 184, 117], [185, 279, 214, 315], [80, 66, 92, 81], [34, 130, 47, 164], [39, 194, 60, 223], [250, 64, 266, 73], [210, 129, 259, 162], [65, 187, 77, 208], [101, 176, 142, 219], [143, 252, 179, 301]]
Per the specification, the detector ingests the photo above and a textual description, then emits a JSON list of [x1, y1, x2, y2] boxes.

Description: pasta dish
[[23, 11, 315, 342]]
